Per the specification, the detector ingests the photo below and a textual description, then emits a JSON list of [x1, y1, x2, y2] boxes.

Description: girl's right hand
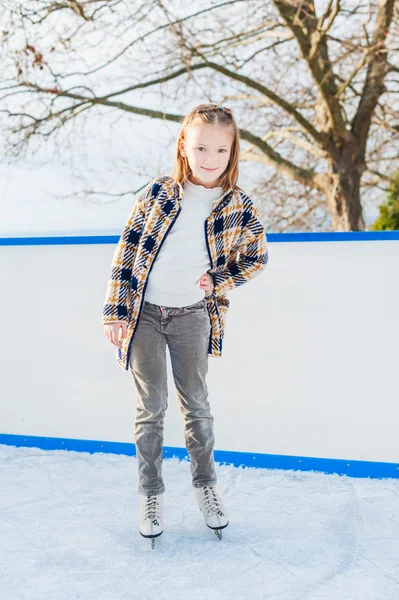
[[104, 321, 127, 348]]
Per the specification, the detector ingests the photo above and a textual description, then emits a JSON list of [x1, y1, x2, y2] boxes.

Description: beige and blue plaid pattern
[[102, 175, 268, 371]]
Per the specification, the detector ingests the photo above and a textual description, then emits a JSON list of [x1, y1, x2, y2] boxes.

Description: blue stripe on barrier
[[267, 231, 399, 242], [0, 231, 399, 245], [0, 235, 120, 246], [1, 433, 398, 480]]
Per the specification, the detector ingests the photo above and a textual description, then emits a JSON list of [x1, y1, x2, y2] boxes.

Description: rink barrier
[[2, 231, 398, 478], [1, 434, 398, 480], [1, 231, 399, 245]]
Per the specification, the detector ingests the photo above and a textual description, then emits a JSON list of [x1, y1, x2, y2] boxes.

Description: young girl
[[102, 104, 268, 545]]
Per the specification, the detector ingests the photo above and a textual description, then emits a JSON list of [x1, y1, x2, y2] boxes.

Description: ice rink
[[1, 444, 398, 600]]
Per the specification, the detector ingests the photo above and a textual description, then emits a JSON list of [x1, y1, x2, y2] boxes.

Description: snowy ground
[[0, 445, 398, 600]]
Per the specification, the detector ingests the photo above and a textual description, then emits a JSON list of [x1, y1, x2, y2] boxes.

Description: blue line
[[1, 433, 398, 480], [1, 231, 399, 246], [0, 235, 120, 246], [267, 231, 399, 242]]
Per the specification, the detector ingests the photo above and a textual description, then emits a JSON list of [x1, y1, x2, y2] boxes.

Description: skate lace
[[202, 486, 225, 517], [144, 495, 160, 526]]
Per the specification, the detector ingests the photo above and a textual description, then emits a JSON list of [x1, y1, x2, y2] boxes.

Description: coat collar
[[174, 179, 234, 214]]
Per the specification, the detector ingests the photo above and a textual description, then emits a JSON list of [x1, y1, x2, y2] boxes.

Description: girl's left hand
[[198, 272, 214, 293]]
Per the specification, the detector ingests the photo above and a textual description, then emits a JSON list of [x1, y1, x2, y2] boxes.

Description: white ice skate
[[139, 493, 163, 549], [194, 486, 229, 540]]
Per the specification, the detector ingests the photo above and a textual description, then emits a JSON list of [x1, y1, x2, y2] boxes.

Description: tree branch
[[157, 3, 326, 147], [19, 53, 327, 151], [200, 60, 325, 147], [237, 129, 324, 190], [48, 0, 247, 79], [351, 0, 395, 153], [272, 0, 346, 133], [13, 81, 323, 190]]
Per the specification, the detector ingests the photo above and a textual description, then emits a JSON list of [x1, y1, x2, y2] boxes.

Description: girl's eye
[[197, 147, 227, 152]]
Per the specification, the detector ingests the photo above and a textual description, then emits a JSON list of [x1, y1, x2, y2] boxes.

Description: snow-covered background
[[0, 115, 179, 236]]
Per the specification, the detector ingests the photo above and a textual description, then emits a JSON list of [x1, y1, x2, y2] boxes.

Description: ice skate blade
[[206, 522, 228, 541], [139, 531, 162, 550]]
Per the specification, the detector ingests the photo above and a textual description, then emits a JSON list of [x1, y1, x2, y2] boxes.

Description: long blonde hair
[[172, 103, 240, 192]]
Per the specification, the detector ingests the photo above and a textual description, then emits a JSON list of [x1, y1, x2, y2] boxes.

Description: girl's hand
[[198, 273, 214, 293], [104, 321, 127, 348]]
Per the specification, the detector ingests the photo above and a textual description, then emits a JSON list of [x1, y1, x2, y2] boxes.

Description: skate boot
[[139, 493, 163, 549], [194, 485, 229, 540]]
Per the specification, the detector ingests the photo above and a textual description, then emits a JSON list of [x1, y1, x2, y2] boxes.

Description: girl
[[102, 104, 268, 545]]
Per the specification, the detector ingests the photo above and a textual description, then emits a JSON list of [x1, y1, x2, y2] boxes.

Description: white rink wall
[[1, 234, 399, 473]]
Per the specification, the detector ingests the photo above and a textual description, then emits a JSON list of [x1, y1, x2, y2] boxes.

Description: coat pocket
[[205, 294, 230, 335], [215, 295, 230, 331]]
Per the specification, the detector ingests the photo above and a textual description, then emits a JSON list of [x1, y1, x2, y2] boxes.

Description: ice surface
[[0, 444, 398, 600]]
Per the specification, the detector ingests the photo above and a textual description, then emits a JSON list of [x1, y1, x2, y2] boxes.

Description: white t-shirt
[[143, 179, 224, 307]]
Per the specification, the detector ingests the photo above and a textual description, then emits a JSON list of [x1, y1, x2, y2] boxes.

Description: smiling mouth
[[201, 167, 218, 171]]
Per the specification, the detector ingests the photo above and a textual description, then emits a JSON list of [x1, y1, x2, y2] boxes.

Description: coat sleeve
[[209, 203, 268, 297], [102, 182, 154, 324]]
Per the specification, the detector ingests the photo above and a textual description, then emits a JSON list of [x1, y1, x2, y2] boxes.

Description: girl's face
[[179, 121, 233, 188]]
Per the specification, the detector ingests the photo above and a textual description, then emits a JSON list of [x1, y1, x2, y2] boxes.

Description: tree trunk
[[325, 149, 366, 231], [314, 89, 366, 231]]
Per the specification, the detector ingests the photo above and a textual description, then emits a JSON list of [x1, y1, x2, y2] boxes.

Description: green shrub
[[371, 170, 399, 231]]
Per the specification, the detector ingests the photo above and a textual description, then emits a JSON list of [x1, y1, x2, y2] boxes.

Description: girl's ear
[[179, 139, 186, 157]]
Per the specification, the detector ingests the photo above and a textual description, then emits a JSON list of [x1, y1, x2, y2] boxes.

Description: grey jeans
[[129, 296, 217, 495]]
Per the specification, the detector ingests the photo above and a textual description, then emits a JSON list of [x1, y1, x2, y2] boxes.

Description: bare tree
[[1, 0, 398, 231]]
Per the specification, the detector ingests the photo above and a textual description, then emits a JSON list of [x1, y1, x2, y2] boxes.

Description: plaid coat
[[102, 175, 268, 371]]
